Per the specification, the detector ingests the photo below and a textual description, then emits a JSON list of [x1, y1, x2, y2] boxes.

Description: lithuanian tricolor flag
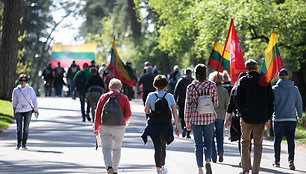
[[108, 39, 136, 88], [208, 40, 230, 72], [258, 31, 283, 86], [51, 43, 97, 68]]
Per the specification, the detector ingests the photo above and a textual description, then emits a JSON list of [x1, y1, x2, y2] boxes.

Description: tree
[[0, 0, 22, 100]]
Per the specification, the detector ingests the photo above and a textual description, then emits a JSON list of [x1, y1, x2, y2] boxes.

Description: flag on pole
[[258, 31, 283, 86], [51, 43, 97, 69], [108, 38, 137, 88], [208, 40, 230, 72]]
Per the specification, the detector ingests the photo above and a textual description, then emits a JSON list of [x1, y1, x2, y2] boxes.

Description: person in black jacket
[[174, 68, 193, 138], [85, 67, 105, 122], [42, 63, 53, 96], [233, 59, 274, 174]]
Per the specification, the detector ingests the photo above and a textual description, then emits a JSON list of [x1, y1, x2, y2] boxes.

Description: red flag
[[219, 19, 246, 83]]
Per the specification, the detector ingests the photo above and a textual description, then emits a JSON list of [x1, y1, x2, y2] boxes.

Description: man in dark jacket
[[233, 59, 274, 174], [174, 68, 193, 138], [42, 63, 53, 96], [66, 60, 80, 99], [138, 66, 156, 105]]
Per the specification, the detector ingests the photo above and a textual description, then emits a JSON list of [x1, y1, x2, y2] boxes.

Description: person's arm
[[224, 112, 232, 128], [184, 85, 192, 131], [224, 89, 229, 111], [295, 87, 303, 124], [123, 96, 132, 121], [94, 94, 107, 135], [144, 103, 151, 114], [173, 79, 181, 102], [30, 88, 39, 116], [211, 83, 218, 107], [171, 104, 179, 136]]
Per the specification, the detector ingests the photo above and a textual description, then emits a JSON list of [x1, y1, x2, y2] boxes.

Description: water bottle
[[35, 113, 38, 120]]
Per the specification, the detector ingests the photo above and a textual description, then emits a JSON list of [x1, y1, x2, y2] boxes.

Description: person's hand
[[175, 127, 179, 137], [265, 120, 271, 129], [35, 111, 39, 117], [94, 130, 99, 136], [298, 120, 303, 124], [186, 122, 191, 131], [224, 120, 231, 128]]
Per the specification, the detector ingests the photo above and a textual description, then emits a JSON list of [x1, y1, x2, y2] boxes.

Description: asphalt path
[[0, 97, 305, 174]]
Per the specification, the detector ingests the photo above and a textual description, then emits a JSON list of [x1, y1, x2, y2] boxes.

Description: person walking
[[12, 74, 39, 149], [233, 59, 274, 174], [86, 67, 105, 122], [208, 71, 229, 163], [272, 68, 303, 170], [66, 60, 80, 99], [174, 68, 193, 138], [94, 78, 132, 174], [74, 63, 91, 122], [185, 64, 218, 174], [42, 63, 53, 96], [142, 75, 179, 174], [53, 62, 66, 97], [138, 66, 156, 105]]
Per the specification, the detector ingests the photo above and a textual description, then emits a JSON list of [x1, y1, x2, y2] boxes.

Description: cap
[[278, 68, 288, 76]]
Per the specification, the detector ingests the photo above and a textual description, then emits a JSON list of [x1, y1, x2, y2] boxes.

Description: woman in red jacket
[[94, 78, 132, 174]]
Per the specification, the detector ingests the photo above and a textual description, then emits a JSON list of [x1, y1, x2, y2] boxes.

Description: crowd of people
[[13, 59, 304, 174]]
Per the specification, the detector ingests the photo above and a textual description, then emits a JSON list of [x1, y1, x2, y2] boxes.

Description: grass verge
[[0, 99, 13, 135]]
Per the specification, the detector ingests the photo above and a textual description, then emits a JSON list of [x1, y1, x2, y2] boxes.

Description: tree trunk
[[127, 0, 141, 39], [161, 51, 170, 75], [292, 53, 306, 110], [0, 0, 22, 100]]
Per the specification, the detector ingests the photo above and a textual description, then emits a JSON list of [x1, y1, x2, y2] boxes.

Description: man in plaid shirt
[[184, 64, 218, 174]]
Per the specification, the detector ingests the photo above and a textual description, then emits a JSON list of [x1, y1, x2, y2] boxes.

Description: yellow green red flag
[[208, 40, 231, 72]]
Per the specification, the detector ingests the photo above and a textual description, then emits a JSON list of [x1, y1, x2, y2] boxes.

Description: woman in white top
[[12, 74, 39, 149]]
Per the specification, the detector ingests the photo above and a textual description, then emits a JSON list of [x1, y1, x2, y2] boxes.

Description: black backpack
[[101, 93, 124, 125], [151, 93, 172, 123], [74, 71, 86, 89]]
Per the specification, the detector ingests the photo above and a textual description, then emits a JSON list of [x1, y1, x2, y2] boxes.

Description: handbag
[[18, 88, 35, 113], [192, 83, 214, 115]]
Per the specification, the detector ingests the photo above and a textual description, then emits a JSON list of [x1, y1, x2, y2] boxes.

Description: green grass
[[0, 99, 14, 134]]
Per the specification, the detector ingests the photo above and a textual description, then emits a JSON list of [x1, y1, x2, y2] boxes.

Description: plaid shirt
[[184, 80, 218, 125]]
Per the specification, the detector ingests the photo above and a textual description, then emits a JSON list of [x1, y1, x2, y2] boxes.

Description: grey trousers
[[99, 125, 126, 172]]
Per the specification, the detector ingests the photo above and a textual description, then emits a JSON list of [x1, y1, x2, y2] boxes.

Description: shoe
[[198, 171, 204, 174], [16, 144, 21, 150], [272, 161, 280, 167], [86, 114, 91, 121], [212, 159, 216, 163], [218, 152, 223, 162], [238, 161, 241, 166], [22, 145, 27, 150], [186, 131, 191, 138], [162, 167, 168, 174], [205, 163, 212, 174], [182, 128, 187, 138], [289, 162, 295, 170], [107, 166, 114, 174], [239, 171, 249, 174]]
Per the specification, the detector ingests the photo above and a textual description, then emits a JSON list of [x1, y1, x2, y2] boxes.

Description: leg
[[151, 135, 163, 168], [112, 126, 126, 173], [78, 90, 86, 120], [252, 123, 265, 173], [160, 136, 167, 167], [273, 121, 282, 163], [240, 119, 253, 173], [215, 119, 224, 162], [285, 121, 296, 163], [212, 123, 217, 162], [191, 124, 204, 168], [100, 126, 113, 170], [203, 122, 214, 161], [15, 113, 22, 147], [22, 111, 32, 147]]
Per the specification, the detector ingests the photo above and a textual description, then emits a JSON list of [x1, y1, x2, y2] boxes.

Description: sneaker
[[198, 171, 204, 174], [205, 163, 212, 174], [218, 152, 223, 162], [239, 171, 249, 174], [289, 162, 295, 170], [162, 167, 168, 174], [22, 145, 27, 150], [107, 166, 114, 174], [272, 162, 280, 167], [16, 144, 21, 150], [86, 114, 91, 121]]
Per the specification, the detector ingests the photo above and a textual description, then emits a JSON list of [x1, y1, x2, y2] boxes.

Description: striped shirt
[[184, 80, 218, 125]]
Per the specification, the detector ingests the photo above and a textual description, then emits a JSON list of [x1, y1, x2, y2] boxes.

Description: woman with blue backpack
[[142, 75, 179, 174]]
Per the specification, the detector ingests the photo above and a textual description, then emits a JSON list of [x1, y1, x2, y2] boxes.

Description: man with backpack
[[66, 60, 80, 99], [94, 78, 132, 174], [42, 63, 53, 96], [174, 68, 193, 138], [53, 62, 66, 97], [74, 63, 91, 122]]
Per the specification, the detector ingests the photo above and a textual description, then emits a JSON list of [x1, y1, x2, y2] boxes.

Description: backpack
[[151, 93, 172, 123], [54, 67, 63, 78], [192, 83, 214, 115], [74, 71, 86, 89], [101, 93, 124, 125]]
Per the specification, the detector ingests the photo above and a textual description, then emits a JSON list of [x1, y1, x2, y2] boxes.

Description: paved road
[[0, 97, 305, 174]]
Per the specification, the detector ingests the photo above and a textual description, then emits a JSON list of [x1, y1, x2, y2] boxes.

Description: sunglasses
[[19, 80, 27, 82]]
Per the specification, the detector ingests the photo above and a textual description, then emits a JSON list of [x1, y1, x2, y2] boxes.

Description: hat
[[278, 68, 288, 76]]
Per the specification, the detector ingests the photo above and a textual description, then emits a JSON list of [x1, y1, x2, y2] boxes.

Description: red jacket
[[95, 90, 132, 131]]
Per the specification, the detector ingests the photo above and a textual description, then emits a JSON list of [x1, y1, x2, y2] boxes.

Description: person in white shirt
[[12, 74, 39, 149]]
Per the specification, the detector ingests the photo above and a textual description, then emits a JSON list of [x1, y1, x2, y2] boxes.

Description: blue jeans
[[55, 84, 62, 97], [212, 119, 224, 162], [15, 111, 32, 146], [68, 79, 76, 98], [192, 122, 214, 167], [273, 121, 296, 163], [78, 90, 90, 116]]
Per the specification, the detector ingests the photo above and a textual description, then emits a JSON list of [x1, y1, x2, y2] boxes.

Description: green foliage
[[0, 100, 13, 134]]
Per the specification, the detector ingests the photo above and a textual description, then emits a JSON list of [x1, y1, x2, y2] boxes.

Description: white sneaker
[[162, 167, 168, 174]]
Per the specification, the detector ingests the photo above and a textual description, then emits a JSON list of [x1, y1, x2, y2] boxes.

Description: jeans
[[68, 79, 76, 98], [44, 80, 52, 96], [15, 111, 32, 146], [78, 90, 90, 117], [212, 119, 224, 162], [192, 122, 214, 167], [273, 121, 296, 163], [54, 84, 62, 97], [100, 125, 126, 173], [240, 119, 265, 173], [151, 135, 167, 167]]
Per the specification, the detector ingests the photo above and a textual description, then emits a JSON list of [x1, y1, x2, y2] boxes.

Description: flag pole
[[215, 18, 233, 84]]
